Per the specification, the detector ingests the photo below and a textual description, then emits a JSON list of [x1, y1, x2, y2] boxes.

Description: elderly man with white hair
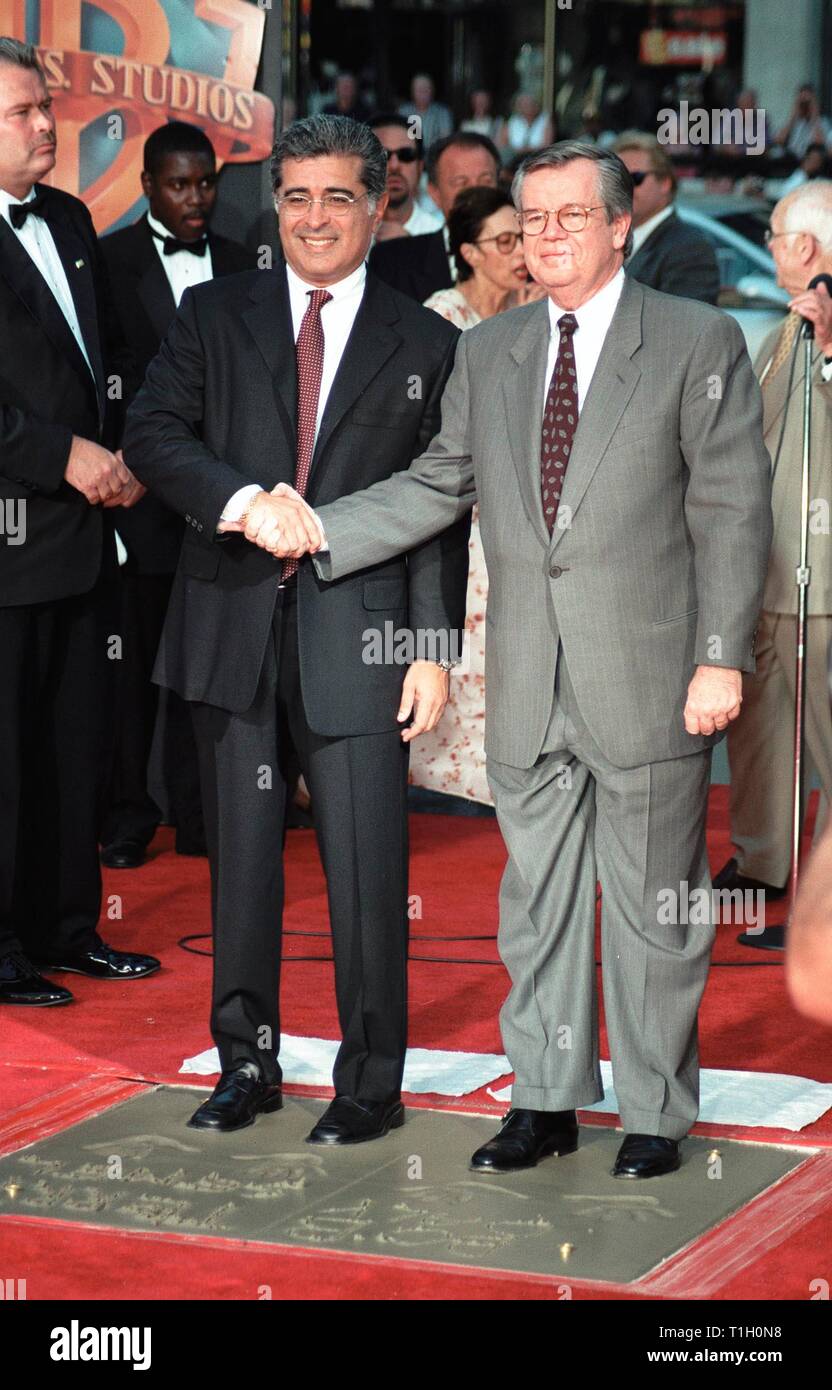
[[715, 179, 832, 900]]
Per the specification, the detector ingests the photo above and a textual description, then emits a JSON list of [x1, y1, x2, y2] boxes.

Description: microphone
[[802, 273, 832, 338]]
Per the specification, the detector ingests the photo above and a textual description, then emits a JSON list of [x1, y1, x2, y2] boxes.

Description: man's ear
[[140, 170, 153, 201], [427, 181, 442, 211]]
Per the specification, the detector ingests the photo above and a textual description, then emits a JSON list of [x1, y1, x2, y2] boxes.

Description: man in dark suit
[[0, 37, 159, 1005], [369, 131, 500, 303], [614, 132, 720, 304], [100, 122, 254, 869], [125, 115, 469, 1143]]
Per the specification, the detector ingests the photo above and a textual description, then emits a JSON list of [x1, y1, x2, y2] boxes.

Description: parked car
[[676, 193, 788, 357]]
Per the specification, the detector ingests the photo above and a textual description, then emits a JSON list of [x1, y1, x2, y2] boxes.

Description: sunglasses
[[629, 170, 654, 187], [384, 145, 421, 164]]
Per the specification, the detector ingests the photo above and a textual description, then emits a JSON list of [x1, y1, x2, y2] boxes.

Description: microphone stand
[[740, 317, 816, 952]]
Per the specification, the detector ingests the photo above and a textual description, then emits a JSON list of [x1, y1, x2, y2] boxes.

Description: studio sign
[[2, 0, 275, 233]]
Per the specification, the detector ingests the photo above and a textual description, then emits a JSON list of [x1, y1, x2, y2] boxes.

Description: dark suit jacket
[[624, 210, 721, 305], [101, 214, 254, 573], [123, 265, 471, 735], [369, 228, 453, 305], [0, 184, 132, 606]]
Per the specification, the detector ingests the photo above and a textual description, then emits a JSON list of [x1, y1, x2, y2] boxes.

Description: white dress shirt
[[544, 266, 626, 414], [629, 203, 674, 258], [403, 201, 443, 236], [0, 185, 94, 380], [221, 260, 367, 523], [147, 209, 213, 308]]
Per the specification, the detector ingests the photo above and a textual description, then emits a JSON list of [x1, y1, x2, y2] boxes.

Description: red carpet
[[2, 785, 832, 1300]]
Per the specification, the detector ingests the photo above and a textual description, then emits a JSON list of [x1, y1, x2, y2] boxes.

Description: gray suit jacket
[[316, 276, 773, 770], [754, 320, 832, 615]]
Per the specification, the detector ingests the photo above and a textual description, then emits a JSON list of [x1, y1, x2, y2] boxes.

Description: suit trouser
[[487, 652, 713, 1140], [102, 570, 204, 850], [727, 611, 832, 888], [0, 573, 114, 958], [191, 585, 410, 1099]]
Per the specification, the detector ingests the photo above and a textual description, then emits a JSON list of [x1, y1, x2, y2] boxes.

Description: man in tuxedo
[[614, 132, 720, 304], [125, 115, 469, 1142], [0, 38, 160, 1005], [271, 142, 772, 1177], [369, 131, 500, 302], [99, 122, 254, 869]]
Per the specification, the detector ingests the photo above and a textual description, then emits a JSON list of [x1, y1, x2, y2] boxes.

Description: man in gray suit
[[267, 143, 772, 1179], [716, 180, 832, 898]]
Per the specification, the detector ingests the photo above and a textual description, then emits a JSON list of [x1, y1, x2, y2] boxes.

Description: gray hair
[[0, 36, 45, 78], [270, 114, 387, 205], [511, 140, 634, 259], [780, 179, 832, 255]]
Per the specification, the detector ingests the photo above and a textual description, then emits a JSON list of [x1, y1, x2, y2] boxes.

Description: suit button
[[549, 564, 563, 578], [185, 514, 191, 522]]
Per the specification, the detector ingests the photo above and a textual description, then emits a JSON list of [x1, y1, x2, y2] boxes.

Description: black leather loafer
[[306, 1095, 404, 1145], [187, 1062, 283, 1131], [612, 1133, 681, 1179], [470, 1108, 578, 1172], [0, 951, 73, 1006], [712, 857, 785, 900], [100, 840, 147, 869], [31, 941, 161, 979]]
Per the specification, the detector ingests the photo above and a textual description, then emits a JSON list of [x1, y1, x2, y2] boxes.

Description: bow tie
[[151, 228, 208, 257], [8, 189, 49, 230]]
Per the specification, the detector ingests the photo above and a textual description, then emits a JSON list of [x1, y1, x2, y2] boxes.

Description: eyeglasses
[[475, 230, 523, 254], [276, 192, 369, 215], [384, 145, 420, 164], [764, 227, 803, 245], [517, 205, 605, 235]]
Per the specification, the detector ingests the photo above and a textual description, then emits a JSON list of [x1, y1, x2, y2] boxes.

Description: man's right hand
[[65, 435, 135, 506], [242, 489, 323, 558]]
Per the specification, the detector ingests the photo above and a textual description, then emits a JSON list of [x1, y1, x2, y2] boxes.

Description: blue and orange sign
[[1, 0, 275, 233]]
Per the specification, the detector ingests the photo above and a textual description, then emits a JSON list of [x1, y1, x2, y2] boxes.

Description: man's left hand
[[398, 661, 450, 743], [789, 279, 832, 356], [684, 664, 742, 736]]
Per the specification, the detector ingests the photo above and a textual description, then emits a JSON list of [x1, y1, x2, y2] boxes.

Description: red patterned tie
[[540, 312, 578, 534], [283, 287, 332, 581]]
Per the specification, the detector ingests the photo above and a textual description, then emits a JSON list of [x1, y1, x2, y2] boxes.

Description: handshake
[[217, 482, 325, 559]]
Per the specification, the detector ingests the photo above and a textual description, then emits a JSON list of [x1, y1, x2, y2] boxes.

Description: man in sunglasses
[[369, 112, 442, 242], [613, 131, 720, 305]]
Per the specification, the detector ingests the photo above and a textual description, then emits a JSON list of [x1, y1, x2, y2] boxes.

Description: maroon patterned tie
[[540, 312, 578, 534], [283, 287, 332, 581]]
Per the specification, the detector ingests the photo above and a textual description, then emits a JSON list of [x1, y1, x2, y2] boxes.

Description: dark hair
[[0, 36, 44, 78], [368, 110, 423, 158], [512, 139, 634, 260], [448, 186, 513, 281], [270, 114, 387, 202], [425, 131, 500, 185], [143, 121, 216, 177]]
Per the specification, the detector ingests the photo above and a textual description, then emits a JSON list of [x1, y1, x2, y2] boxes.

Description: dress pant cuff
[[509, 1081, 603, 1111], [616, 1106, 693, 1141]]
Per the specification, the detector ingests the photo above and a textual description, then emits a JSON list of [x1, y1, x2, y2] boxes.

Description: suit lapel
[[46, 198, 106, 416], [133, 216, 176, 344], [0, 195, 100, 411], [310, 273, 402, 476], [242, 266, 297, 449], [502, 299, 552, 544], [549, 276, 643, 555]]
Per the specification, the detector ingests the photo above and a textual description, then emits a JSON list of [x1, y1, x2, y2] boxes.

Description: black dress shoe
[[612, 1133, 681, 1179], [188, 1063, 283, 1131], [0, 951, 74, 1006], [470, 1108, 578, 1172], [306, 1095, 404, 1145], [31, 941, 161, 980], [712, 857, 785, 900], [100, 840, 147, 869]]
